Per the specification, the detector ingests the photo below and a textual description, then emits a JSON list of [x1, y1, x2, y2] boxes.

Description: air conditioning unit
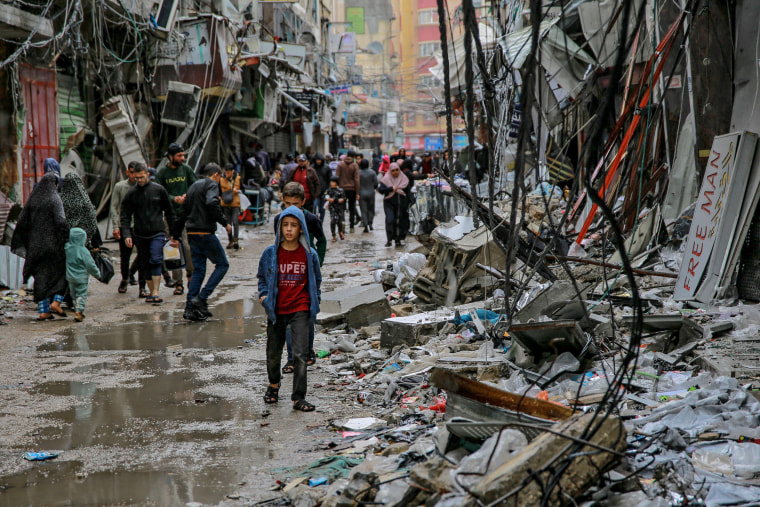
[[161, 81, 201, 128], [153, 0, 179, 39]]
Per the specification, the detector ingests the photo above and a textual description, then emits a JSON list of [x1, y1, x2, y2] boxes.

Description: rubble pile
[[265, 202, 760, 507]]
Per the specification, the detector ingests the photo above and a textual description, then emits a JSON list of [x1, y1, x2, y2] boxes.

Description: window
[[419, 42, 438, 57], [418, 75, 441, 89], [406, 113, 417, 125], [418, 10, 439, 25], [423, 112, 438, 124]]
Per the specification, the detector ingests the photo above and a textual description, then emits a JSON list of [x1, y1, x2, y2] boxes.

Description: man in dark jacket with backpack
[[173, 163, 232, 322]]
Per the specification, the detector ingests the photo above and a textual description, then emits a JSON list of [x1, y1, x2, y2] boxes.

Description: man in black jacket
[[121, 163, 176, 304], [173, 163, 232, 321]]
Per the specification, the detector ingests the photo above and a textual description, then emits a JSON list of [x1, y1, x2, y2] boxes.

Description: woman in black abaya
[[11, 173, 69, 319]]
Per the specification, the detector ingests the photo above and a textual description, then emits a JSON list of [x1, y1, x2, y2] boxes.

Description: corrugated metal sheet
[[58, 73, 87, 154], [0, 245, 24, 290], [20, 64, 58, 203]]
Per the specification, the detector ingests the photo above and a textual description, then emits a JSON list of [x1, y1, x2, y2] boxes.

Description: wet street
[[0, 202, 410, 505]]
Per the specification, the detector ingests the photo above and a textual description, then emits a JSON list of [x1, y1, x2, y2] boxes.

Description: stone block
[[380, 312, 453, 349], [317, 284, 392, 329]]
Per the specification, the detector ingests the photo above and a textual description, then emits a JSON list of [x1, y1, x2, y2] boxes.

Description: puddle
[[29, 355, 260, 450], [0, 461, 251, 505], [39, 299, 267, 352]]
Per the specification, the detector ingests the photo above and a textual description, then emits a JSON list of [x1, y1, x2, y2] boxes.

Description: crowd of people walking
[[12, 143, 443, 411]]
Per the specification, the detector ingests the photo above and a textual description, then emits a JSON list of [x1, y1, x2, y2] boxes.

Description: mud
[[0, 202, 414, 505]]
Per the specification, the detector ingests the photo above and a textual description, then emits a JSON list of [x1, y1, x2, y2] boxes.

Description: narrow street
[[0, 200, 408, 505]]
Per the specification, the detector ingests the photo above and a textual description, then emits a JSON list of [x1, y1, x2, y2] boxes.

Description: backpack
[[244, 157, 267, 186]]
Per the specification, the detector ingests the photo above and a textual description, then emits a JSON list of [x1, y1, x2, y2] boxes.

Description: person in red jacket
[[285, 154, 321, 213]]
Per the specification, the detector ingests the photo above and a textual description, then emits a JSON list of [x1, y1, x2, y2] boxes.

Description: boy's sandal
[[145, 296, 163, 304], [118, 280, 128, 293], [173, 285, 184, 295], [293, 399, 315, 412], [281, 361, 295, 374], [306, 350, 317, 366], [139, 289, 150, 298], [36, 314, 54, 321], [264, 385, 279, 404]]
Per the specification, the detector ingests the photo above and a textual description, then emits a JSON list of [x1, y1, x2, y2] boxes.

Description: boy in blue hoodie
[[257, 206, 321, 411], [65, 227, 101, 322]]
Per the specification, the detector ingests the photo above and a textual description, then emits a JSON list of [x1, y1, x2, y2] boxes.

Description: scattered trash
[[23, 451, 58, 461]]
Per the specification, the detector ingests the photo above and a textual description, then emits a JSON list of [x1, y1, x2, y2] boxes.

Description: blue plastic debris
[[24, 452, 58, 461], [308, 477, 328, 487]]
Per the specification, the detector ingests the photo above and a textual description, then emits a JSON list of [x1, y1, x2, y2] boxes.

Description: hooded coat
[[11, 173, 69, 302], [257, 206, 322, 324], [64, 228, 100, 284], [61, 173, 100, 247]]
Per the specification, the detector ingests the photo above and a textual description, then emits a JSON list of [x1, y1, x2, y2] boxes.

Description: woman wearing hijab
[[61, 173, 102, 249], [43, 158, 64, 191], [377, 163, 410, 248], [11, 173, 69, 320]]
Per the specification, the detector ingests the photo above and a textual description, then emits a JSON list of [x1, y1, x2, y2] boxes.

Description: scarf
[[379, 163, 409, 199], [43, 158, 63, 191], [61, 173, 98, 246], [11, 173, 69, 302]]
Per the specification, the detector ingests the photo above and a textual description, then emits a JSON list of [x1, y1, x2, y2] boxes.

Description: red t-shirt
[[276, 244, 310, 314], [292, 168, 311, 201]]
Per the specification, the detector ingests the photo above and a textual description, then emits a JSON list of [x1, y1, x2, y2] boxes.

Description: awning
[[429, 23, 498, 91], [278, 88, 311, 113]]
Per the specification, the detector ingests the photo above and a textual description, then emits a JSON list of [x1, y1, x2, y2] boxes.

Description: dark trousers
[[286, 323, 314, 361], [383, 196, 408, 242], [119, 238, 142, 284], [359, 194, 375, 228], [344, 190, 358, 227], [330, 209, 345, 237], [314, 195, 327, 222], [134, 234, 165, 278], [222, 206, 239, 241], [187, 234, 229, 303], [266, 311, 310, 401], [304, 198, 315, 214]]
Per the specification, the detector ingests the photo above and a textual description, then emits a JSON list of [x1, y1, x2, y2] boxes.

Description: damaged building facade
[[0, 0, 345, 212]]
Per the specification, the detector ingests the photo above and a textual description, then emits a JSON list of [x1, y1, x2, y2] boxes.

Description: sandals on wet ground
[[118, 280, 128, 293], [264, 385, 279, 404], [282, 361, 295, 374], [293, 399, 315, 412], [36, 314, 54, 321], [306, 350, 317, 366], [145, 296, 163, 304], [173, 285, 184, 295], [139, 289, 150, 298]]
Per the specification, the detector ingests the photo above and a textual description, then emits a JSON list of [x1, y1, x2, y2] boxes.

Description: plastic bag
[[239, 191, 251, 210], [90, 250, 115, 284]]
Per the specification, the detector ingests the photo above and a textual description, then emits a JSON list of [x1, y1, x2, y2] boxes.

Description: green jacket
[[65, 228, 100, 284], [109, 178, 136, 230], [156, 163, 197, 213]]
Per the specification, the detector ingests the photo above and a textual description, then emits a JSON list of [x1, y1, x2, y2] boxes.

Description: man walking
[[285, 154, 321, 212], [156, 143, 197, 295], [121, 163, 176, 304], [335, 151, 360, 232], [110, 161, 142, 295], [173, 163, 231, 322]]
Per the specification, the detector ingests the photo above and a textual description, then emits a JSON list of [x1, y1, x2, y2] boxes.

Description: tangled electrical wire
[[428, 0, 702, 504]]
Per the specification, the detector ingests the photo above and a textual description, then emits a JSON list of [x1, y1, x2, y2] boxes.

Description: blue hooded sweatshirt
[[257, 206, 322, 324], [64, 227, 100, 284]]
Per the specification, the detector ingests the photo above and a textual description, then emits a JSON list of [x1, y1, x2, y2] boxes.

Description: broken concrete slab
[[318, 284, 392, 329], [508, 319, 593, 358], [515, 280, 588, 324], [380, 311, 453, 349], [464, 412, 626, 506]]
